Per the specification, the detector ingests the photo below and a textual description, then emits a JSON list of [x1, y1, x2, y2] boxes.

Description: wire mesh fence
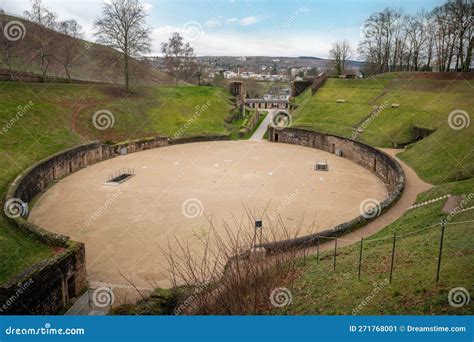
[[298, 220, 473, 284]]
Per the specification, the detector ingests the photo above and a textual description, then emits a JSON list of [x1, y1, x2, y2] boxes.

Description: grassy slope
[[284, 179, 474, 315], [292, 75, 394, 138], [75, 86, 233, 142], [282, 73, 474, 314], [0, 81, 233, 283], [292, 73, 474, 184]]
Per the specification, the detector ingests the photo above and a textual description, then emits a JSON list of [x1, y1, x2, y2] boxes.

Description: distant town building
[[222, 70, 288, 81], [246, 88, 290, 110], [245, 99, 289, 110], [224, 71, 239, 79], [263, 93, 290, 101], [290, 66, 311, 77]]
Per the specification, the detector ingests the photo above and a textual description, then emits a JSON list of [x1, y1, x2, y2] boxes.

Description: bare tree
[[243, 78, 264, 98], [406, 12, 428, 71], [57, 19, 83, 81], [163, 208, 304, 315], [424, 13, 437, 70], [24, 0, 57, 29], [359, 1, 473, 73], [329, 40, 352, 75], [359, 8, 402, 73], [94, 0, 151, 91], [161, 32, 197, 84], [24, 0, 57, 81]]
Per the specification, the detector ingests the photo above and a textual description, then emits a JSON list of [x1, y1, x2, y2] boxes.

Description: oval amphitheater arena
[[26, 136, 393, 293]]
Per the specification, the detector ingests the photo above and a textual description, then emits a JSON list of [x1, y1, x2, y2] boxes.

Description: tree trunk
[[427, 50, 432, 70], [462, 37, 473, 72], [41, 51, 48, 83], [456, 40, 464, 72], [124, 53, 129, 91], [447, 37, 456, 72], [64, 66, 71, 82]]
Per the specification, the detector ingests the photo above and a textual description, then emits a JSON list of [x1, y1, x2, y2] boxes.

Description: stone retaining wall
[[291, 79, 313, 97], [1, 130, 401, 312], [263, 127, 405, 251], [1, 135, 229, 314], [0, 68, 111, 85]]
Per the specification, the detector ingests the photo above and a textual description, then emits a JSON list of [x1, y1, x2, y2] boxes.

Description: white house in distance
[[224, 71, 239, 79], [246, 88, 291, 110]]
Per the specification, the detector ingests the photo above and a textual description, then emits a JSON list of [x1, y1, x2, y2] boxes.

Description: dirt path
[[70, 99, 111, 135], [184, 149, 433, 313], [442, 195, 463, 214], [249, 109, 277, 141], [305, 148, 432, 254]]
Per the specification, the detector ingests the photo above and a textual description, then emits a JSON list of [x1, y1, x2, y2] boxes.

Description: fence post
[[436, 222, 446, 283], [389, 232, 397, 283], [303, 247, 307, 266], [358, 237, 364, 280], [333, 238, 337, 270], [316, 238, 320, 264]]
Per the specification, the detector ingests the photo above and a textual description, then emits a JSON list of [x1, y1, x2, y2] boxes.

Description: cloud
[[142, 3, 153, 13], [5, 0, 358, 58], [150, 25, 343, 58], [152, 25, 179, 46], [205, 18, 220, 28], [240, 16, 260, 26]]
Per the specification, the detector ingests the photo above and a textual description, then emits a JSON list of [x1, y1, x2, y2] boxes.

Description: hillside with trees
[[358, 0, 473, 74], [0, 1, 172, 86]]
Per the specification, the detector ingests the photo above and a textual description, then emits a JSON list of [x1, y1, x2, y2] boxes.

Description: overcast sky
[[1, 0, 445, 58]]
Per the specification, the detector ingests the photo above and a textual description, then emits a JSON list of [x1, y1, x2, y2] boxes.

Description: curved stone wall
[[263, 127, 405, 252], [1, 130, 402, 312], [1, 134, 229, 314]]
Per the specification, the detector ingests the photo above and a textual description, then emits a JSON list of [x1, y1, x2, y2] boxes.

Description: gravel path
[[306, 148, 432, 254], [249, 109, 278, 141]]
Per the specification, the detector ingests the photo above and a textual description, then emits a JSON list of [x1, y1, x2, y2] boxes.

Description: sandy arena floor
[[29, 141, 387, 289]]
